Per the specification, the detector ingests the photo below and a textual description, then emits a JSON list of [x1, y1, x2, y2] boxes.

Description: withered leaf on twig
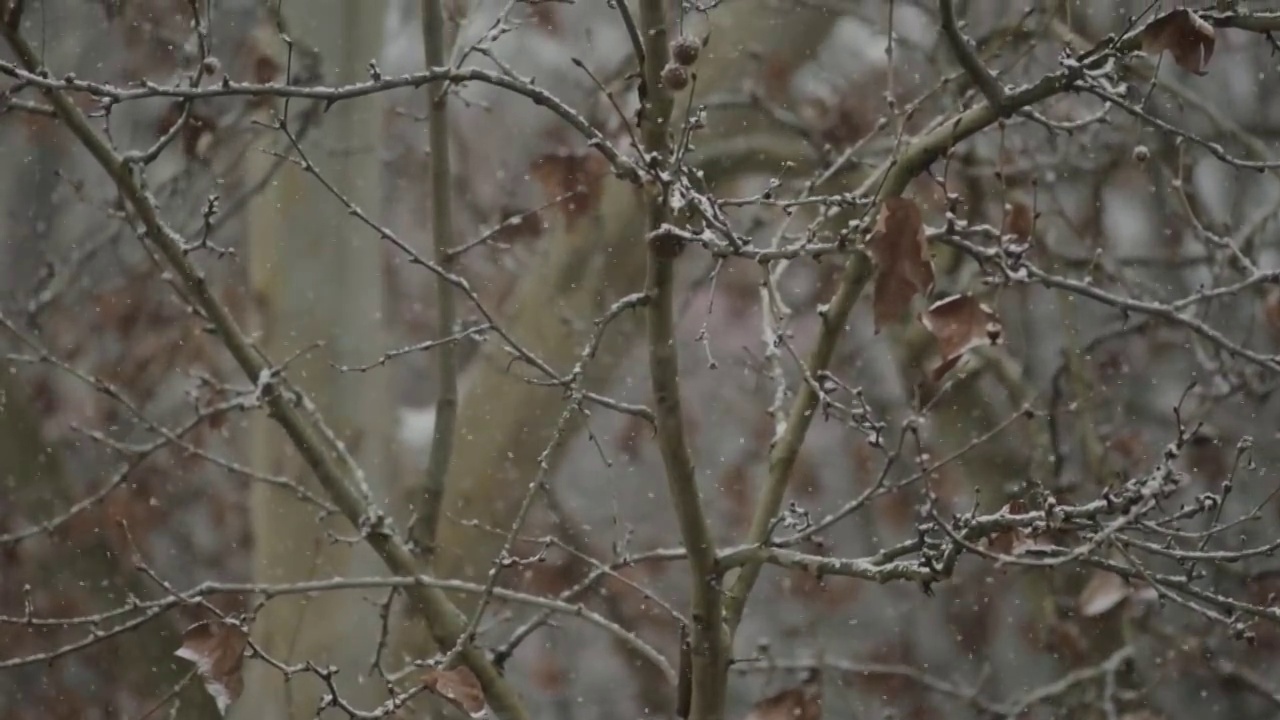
[[1138, 8, 1215, 76], [742, 672, 822, 720], [1077, 569, 1131, 617], [422, 665, 492, 718], [174, 620, 249, 716], [987, 499, 1051, 556], [867, 196, 934, 332], [920, 294, 1003, 381]]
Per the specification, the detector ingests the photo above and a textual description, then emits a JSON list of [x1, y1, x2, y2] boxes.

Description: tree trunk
[[235, 2, 393, 717], [406, 0, 840, 648]]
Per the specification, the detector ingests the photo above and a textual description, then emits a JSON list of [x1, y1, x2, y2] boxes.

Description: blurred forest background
[[5, 0, 1280, 719]]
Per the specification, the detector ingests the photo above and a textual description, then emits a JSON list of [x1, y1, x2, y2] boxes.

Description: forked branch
[[635, 1, 729, 718], [0, 20, 532, 720]]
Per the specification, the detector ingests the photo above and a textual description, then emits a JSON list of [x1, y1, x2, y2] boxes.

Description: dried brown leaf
[[919, 294, 1003, 381], [867, 196, 934, 332], [422, 665, 490, 718], [528, 2, 561, 33], [1038, 619, 1089, 665], [174, 620, 248, 716], [530, 649, 568, 694], [530, 146, 609, 222], [1077, 569, 1131, 617], [986, 499, 1050, 556], [742, 673, 822, 720], [721, 460, 753, 532], [1264, 287, 1280, 339], [615, 411, 650, 461], [1183, 428, 1227, 481], [1139, 9, 1215, 75], [242, 27, 285, 110], [156, 103, 218, 161], [1003, 201, 1034, 242]]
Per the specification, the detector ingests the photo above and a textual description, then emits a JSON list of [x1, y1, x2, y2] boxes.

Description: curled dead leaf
[[987, 499, 1051, 556], [920, 294, 1003, 381], [742, 672, 822, 720], [423, 665, 491, 718], [174, 620, 249, 716], [1138, 9, 1215, 75], [1077, 569, 1131, 617], [867, 196, 934, 332]]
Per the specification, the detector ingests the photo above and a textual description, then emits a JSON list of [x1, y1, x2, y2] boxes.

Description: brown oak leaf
[[867, 196, 934, 332], [1138, 9, 1215, 75], [423, 665, 491, 718], [920, 294, 1003, 381], [174, 620, 249, 715], [742, 672, 822, 720]]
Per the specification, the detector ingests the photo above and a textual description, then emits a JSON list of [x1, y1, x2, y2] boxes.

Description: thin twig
[[939, 0, 1007, 113], [0, 21, 533, 720]]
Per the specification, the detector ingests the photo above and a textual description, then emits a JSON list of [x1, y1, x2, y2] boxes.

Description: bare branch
[[414, 0, 460, 559], [0, 20, 532, 720]]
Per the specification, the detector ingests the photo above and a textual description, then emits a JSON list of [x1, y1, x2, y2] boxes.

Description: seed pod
[[670, 36, 700, 66], [661, 62, 690, 91]]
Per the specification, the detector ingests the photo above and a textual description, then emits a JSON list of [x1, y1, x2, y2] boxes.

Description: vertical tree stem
[[415, 0, 459, 557], [636, 2, 728, 718], [722, 66, 1082, 633]]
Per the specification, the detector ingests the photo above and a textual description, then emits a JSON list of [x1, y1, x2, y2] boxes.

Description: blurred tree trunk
[[235, 2, 393, 717], [406, 0, 840, 643]]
